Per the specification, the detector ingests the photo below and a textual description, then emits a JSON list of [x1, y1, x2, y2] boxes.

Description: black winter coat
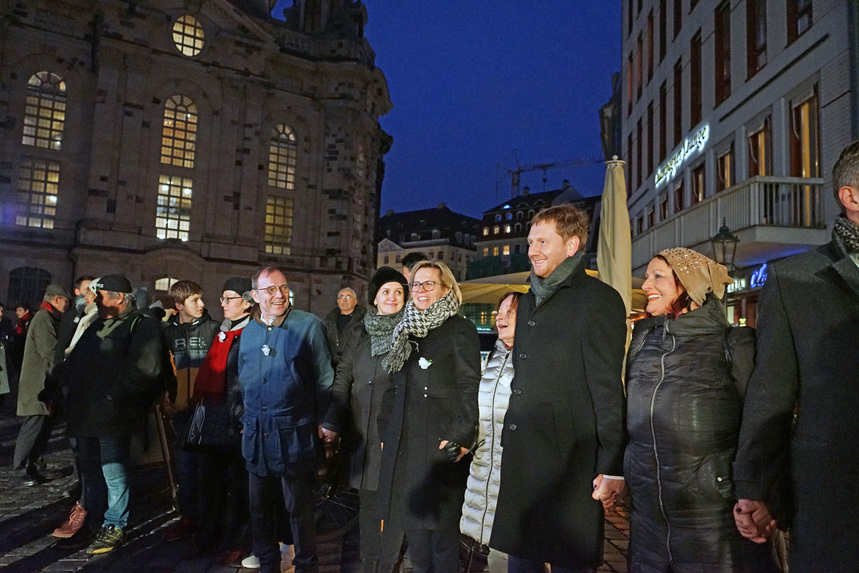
[[322, 305, 367, 365], [624, 298, 776, 573], [62, 308, 164, 437], [490, 261, 627, 568], [376, 314, 480, 531], [735, 238, 859, 571], [323, 326, 393, 491]]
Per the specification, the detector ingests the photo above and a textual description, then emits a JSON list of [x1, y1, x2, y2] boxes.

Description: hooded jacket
[[624, 297, 775, 572]]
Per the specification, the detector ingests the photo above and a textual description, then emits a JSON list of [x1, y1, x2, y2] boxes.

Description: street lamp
[[711, 219, 739, 271]]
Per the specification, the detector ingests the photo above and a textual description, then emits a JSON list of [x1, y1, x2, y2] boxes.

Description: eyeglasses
[[338, 295, 355, 300], [256, 284, 290, 296], [220, 296, 243, 304], [409, 280, 440, 292]]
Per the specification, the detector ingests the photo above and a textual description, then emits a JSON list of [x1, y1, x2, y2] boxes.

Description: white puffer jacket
[[460, 338, 514, 545]]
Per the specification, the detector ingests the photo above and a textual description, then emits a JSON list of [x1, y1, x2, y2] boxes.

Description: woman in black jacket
[[322, 267, 409, 573], [624, 248, 777, 573], [376, 261, 480, 573]]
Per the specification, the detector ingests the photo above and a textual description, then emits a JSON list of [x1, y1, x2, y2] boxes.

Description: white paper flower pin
[[418, 357, 433, 369], [218, 331, 227, 342]]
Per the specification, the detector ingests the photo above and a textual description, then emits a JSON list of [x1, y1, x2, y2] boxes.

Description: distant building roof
[[378, 203, 480, 248]]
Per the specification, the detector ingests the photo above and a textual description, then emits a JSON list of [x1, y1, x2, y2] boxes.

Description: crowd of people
[[1, 140, 858, 572]]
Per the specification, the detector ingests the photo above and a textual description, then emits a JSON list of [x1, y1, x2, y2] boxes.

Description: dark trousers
[[76, 436, 108, 528], [175, 444, 203, 520], [506, 555, 595, 573], [249, 471, 317, 573], [77, 435, 132, 529], [359, 488, 404, 571], [12, 414, 54, 475], [404, 528, 459, 573], [198, 447, 250, 551]]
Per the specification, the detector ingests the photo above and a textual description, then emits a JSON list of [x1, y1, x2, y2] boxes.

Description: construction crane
[[497, 150, 601, 198]]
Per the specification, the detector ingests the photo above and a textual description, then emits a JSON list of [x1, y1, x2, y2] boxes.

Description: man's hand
[[318, 425, 338, 444], [592, 474, 624, 511], [439, 439, 467, 462], [160, 395, 178, 417], [734, 499, 776, 543]]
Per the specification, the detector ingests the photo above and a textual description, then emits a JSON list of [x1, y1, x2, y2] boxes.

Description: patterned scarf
[[382, 290, 460, 373], [834, 215, 859, 254], [364, 307, 404, 357]]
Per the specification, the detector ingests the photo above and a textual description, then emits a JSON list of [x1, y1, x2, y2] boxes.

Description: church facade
[[0, 0, 391, 315]]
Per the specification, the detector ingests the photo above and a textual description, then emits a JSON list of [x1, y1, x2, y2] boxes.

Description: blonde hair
[[410, 260, 462, 304]]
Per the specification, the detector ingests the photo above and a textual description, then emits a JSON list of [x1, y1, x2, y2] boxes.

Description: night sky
[[272, 1, 622, 218]]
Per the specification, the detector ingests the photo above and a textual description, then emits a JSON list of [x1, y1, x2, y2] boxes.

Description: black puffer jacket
[[624, 297, 777, 573]]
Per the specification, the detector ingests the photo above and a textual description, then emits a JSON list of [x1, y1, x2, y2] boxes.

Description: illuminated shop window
[[172, 15, 205, 57], [155, 277, 179, 291], [156, 175, 192, 241], [161, 95, 197, 168], [16, 157, 60, 228], [22, 72, 66, 150]]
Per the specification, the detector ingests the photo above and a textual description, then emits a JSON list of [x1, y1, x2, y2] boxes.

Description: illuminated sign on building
[[726, 263, 769, 294], [654, 125, 710, 188]]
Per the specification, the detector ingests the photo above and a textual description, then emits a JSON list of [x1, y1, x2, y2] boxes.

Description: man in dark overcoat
[[490, 204, 627, 572], [733, 140, 859, 570]]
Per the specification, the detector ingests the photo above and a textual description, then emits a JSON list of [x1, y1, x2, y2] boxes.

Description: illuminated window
[[483, 247, 489, 257], [172, 15, 205, 57], [790, 93, 819, 178], [16, 157, 60, 228], [156, 175, 192, 240], [503, 245, 510, 256], [504, 224, 511, 233], [492, 246, 499, 256], [748, 120, 771, 177], [161, 95, 197, 168], [155, 277, 179, 291], [717, 146, 734, 192], [483, 227, 489, 236], [264, 195, 294, 255], [268, 124, 296, 189], [22, 72, 66, 150], [493, 225, 500, 235], [692, 164, 705, 204]]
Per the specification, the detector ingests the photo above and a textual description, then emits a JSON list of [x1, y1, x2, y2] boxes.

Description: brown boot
[[52, 501, 87, 538]]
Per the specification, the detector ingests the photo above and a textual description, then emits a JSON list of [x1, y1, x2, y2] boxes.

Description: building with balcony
[[0, 0, 391, 316], [622, 0, 858, 325], [473, 182, 601, 277], [376, 203, 479, 282]]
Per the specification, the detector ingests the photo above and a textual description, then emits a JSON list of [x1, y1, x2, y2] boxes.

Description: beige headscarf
[[657, 247, 733, 306]]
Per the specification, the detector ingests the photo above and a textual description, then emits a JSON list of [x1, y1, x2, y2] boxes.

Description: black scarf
[[834, 215, 859, 254]]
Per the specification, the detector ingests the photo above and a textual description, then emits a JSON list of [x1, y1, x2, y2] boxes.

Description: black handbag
[[184, 400, 235, 450]]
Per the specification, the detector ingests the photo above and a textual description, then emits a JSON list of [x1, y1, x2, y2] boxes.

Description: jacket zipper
[[648, 325, 677, 567], [477, 348, 509, 544]]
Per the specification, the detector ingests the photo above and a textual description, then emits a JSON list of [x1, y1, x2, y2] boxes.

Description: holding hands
[[733, 499, 777, 543]]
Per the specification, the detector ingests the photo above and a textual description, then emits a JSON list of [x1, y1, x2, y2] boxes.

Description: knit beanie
[[658, 247, 733, 306], [367, 267, 409, 305], [223, 277, 253, 302]]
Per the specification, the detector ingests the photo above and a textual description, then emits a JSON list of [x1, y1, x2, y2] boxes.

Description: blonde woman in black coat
[[376, 261, 480, 573]]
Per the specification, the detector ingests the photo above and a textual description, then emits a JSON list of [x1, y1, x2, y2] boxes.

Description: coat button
[[509, 423, 518, 431], [267, 327, 272, 331], [263, 432, 269, 438], [423, 394, 427, 398], [262, 378, 267, 384], [528, 320, 535, 326], [513, 388, 522, 395], [519, 352, 527, 359], [262, 406, 267, 411]]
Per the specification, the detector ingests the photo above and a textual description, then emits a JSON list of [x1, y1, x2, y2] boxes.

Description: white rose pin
[[418, 357, 433, 370]]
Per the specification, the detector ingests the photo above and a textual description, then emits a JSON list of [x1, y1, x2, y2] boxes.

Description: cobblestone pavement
[[0, 395, 629, 572]]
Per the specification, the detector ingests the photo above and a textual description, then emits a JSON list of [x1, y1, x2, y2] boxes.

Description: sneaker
[[53, 502, 87, 538], [86, 524, 126, 555], [161, 515, 197, 542], [241, 554, 260, 569]]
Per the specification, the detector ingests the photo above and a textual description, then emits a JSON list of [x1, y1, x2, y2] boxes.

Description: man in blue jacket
[[239, 266, 334, 573]]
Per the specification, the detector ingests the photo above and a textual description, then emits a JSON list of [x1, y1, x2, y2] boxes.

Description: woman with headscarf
[[321, 267, 409, 573], [623, 248, 778, 572], [376, 260, 480, 573], [460, 291, 520, 573]]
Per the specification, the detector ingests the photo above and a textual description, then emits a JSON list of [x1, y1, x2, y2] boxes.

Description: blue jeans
[[78, 435, 132, 529]]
